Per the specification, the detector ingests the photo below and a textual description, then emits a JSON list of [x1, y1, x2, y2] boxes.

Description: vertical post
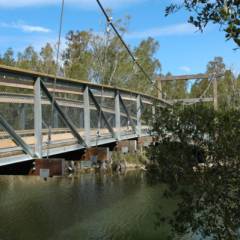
[[157, 80, 162, 100], [84, 86, 90, 147], [136, 95, 141, 137], [34, 77, 42, 158], [20, 103, 25, 130], [213, 74, 218, 110], [115, 91, 121, 140]]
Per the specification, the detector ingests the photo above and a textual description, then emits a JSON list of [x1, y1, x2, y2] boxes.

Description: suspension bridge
[[0, 0, 224, 176]]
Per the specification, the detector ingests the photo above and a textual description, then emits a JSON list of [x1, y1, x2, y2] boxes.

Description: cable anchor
[[133, 57, 138, 72], [107, 17, 113, 33]]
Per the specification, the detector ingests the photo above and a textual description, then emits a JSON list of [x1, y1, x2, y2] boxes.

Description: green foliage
[[64, 30, 93, 80], [165, 0, 240, 49], [39, 43, 56, 74], [63, 12, 161, 94], [189, 56, 240, 110], [111, 149, 148, 165], [0, 9, 161, 97], [161, 72, 188, 100], [0, 47, 15, 66], [16, 45, 40, 71], [143, 103, 240, 239]]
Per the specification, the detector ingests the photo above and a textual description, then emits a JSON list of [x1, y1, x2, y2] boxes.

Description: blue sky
[[0, 0, 239, 78]]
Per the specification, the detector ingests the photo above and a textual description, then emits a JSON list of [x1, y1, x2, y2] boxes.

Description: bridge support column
[[29, 159, 65, 176], [138, 136, 155, 147], [80, 147, 109, 161], [34, 77, 42, 158], [116, 140, 137, 153], [80, 147, 109, 170]]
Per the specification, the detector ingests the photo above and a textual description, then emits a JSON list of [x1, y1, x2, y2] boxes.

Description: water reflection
[[0, 170, 176, 240]]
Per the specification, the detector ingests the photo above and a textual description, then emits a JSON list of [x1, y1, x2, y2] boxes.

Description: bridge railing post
[[115, 91, 121, 140], [84, 86, 91, 147], [119, 94, 138, 135], [40, 79, 86, 147], [34, 77, 42, 158], [136, 95, 141, 137], [88, 88, 118, 140]]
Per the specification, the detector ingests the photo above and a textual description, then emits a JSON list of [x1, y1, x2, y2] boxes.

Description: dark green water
[[0, 170, 182, 240]]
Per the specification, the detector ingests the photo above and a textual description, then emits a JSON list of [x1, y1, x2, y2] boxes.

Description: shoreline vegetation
[[65, 150, 148, 174]]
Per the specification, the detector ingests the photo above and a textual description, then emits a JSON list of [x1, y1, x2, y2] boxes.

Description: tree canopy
[[0, 11, 161, 96], [144, 102, 240, 239], [165, 0, 240, 49]]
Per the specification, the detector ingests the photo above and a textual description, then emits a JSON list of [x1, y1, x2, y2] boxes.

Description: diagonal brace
[[40, 80, 87, 147], [119, 94, 137, 134], [0, 114, 37, 158], [88, 88, 118, 140]]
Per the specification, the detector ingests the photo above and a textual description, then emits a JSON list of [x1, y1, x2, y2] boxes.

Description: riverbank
[[65, 150, 148, 174]]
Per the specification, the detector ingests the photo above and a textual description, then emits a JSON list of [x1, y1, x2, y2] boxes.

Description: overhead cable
[[96, 0, 175, 104], [47, 0, 65, 158]]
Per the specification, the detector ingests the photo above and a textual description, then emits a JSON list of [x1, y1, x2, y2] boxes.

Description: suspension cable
[[96, 0, 175, 104], [183, 73, 215, 106], [47, 0, 65, 158], [96, 17, 112, 147]]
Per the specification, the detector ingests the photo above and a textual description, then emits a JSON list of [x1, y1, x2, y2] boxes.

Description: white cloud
[[126, 23, 197, 38], [179, 66, 191, 72], [0, 21, 51, 33], [0, 0, 146, 9], [0, 33, 62, 54]]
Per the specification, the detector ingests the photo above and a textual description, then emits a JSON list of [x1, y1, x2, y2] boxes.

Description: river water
[[0, 170, 193, 240]]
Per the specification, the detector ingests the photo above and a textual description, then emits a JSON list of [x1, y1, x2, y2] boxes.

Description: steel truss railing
[[0, 65, 169, 166]]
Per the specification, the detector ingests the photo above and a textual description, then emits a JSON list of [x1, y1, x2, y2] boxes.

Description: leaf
[[233, 18, 240, 26], [234, 38, 240, 46]]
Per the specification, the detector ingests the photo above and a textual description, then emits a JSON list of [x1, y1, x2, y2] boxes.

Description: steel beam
[[84, 86, 91, 147], [40, 80, 87, 147], [119, 94, 137, 134], [156, 73, 225, 81], [136, 95, 141, 137], [165, 97, 214, 103], [88, 88, 118, 140], [34, 77, 42, 158], [121, 118, 127, 127], [0, 114, 37, 158], [104, 115, 114, 128], [115, 91, 121, 140]]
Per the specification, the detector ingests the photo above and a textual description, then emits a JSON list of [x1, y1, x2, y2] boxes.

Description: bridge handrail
[[0, 64, 168, 105]]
